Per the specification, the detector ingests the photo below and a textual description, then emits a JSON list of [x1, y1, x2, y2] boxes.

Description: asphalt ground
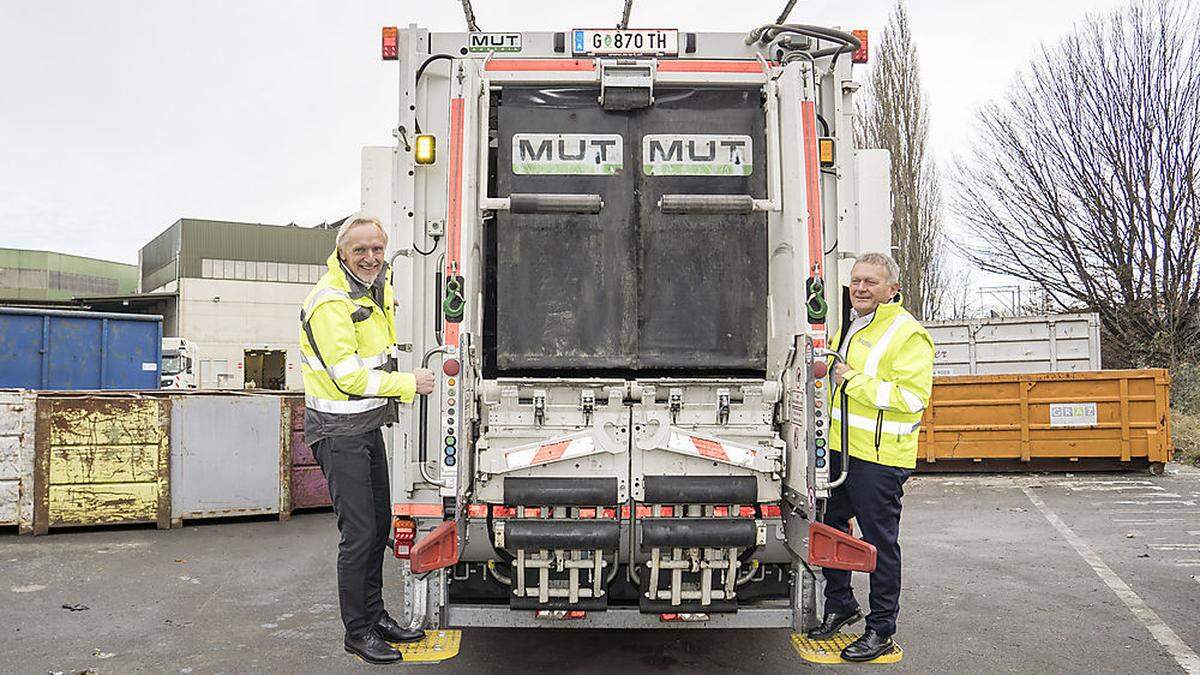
[[3, 466, 1199, 674]]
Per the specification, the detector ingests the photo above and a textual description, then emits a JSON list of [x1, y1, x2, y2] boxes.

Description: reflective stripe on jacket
[[300, 250, 416, 436], [827, 299, 934, 469]]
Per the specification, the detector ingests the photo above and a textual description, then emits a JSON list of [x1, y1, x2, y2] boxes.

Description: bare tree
[[954, 0, 1200, 366], [857, 1, 946, 320]]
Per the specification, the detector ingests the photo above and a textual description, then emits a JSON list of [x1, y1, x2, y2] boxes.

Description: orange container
[[918, 369, 1172, 472]]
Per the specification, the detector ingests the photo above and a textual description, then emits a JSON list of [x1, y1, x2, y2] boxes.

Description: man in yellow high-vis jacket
[[300, 215, 435, 665], [806, 252, 934, 662]]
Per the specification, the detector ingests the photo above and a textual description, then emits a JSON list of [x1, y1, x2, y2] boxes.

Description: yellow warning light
[[415, 134, 436, 165], [818, 138, 835, 167]]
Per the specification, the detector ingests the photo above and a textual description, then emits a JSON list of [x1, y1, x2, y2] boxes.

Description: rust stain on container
[[34, 395, 171, 534], [918, 369, 1171, 472], [278, 397, 293, 521]]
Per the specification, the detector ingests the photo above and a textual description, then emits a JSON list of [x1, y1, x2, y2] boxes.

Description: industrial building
[[0, 248, 138, 301], [128, 218, 338, 390]]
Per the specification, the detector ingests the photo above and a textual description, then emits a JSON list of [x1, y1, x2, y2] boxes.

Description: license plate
[[571, 29, 679, 56]]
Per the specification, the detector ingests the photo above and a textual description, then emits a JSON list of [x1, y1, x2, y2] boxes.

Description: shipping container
[[169, 394, 284, 524], [284, 397, 331, 511], [0, 307, 162, 390], [918, 369, 1171, 472], [0, 390, 36, 531], [925, 313, 1101, 376], [33, 394, 171, 534]]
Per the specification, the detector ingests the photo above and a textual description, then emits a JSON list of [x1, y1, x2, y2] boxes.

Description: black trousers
[[312, 428, 391, 637], [821, 451, 911, 636]]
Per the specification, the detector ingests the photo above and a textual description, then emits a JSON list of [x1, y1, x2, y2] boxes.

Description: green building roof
[[0, 248, 139, 301]]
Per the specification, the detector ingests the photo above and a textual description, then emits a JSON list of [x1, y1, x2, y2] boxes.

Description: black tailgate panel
[[488, 86, 766, 375], [637, 88, 767, 370]]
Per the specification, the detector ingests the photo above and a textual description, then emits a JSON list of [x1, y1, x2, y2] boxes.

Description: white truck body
[[361, 22, 891, 632]]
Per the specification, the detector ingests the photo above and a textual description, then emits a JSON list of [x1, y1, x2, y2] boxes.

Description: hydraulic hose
[[413, 55, 456, 135], [747, 23, 861, 55]]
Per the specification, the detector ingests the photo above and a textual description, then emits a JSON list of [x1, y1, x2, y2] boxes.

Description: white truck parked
[[160, 337, 198, 389], [362, 15, 892, 633]]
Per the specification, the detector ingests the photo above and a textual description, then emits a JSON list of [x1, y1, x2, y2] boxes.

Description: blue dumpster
[[0, 307, 162, 390]]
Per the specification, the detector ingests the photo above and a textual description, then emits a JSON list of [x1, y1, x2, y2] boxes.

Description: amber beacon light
[[414, 134, 437, 165]]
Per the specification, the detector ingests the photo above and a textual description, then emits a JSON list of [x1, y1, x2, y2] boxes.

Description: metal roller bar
[[659, 194, 755, 214], [482, 193, 604, 214]]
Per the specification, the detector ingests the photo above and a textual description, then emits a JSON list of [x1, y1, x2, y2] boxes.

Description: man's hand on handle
[[833, 362, 852, 384], [413, 368, 436, 396]]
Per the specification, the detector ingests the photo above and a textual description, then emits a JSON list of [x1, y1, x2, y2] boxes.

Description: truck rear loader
[[360, 18, 893, 633]]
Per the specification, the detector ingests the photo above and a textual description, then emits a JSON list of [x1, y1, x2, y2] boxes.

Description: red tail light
[[851, 30, 868, 64], [393, 517, 415, 559], [382, 27, 399, 61]]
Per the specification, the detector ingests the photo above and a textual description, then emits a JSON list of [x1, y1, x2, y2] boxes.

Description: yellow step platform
[[790, 633, 903, 664], [391, 629, 462, 664]]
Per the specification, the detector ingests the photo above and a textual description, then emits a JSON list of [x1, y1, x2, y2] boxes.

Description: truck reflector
[[536, 610, 587, 620], [505, 436, 596, 469], [665, 431, 760, 468]]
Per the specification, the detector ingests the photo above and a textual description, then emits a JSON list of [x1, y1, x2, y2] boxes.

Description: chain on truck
[[362, 10, 894, 632]]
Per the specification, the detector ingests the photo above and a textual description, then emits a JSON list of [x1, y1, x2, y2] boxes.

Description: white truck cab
[[161, 337, 198, 389]]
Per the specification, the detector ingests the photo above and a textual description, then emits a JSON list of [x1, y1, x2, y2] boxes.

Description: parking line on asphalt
[[1113, 518, 1191, 523], [1149, 545, 1200, 551], [1022, 486, 1200, 674], [1104, 497, 1200, 502]]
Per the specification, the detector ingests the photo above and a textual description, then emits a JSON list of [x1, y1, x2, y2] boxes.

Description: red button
[[812, 361, 828, 378], [443, 359, 460, 376]]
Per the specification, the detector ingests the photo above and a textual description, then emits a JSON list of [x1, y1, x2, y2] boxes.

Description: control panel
[[440, 345, 461, 498], [807, 338, 831, 495]]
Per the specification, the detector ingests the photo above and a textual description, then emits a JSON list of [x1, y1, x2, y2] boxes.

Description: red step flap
[[808, 521, 877, 573], [410, 520, 460, 574]]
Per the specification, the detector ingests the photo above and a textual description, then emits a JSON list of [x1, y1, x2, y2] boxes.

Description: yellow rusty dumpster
[[33, 394, 171, 534], [918, 369, 1172, 472]]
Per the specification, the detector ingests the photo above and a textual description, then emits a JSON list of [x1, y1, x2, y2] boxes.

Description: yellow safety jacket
[[828, 299, 934, 469], [299, 250, 416, 434]]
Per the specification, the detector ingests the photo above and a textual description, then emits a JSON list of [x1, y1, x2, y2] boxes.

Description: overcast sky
[[1, 0, 1130, 267]]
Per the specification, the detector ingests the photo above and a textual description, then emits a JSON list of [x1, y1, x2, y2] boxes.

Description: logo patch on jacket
[[857, 337, 874, 347]]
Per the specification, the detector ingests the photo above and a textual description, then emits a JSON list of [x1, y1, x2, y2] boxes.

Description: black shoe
[[375, 612, 426, 644], [841, 628, 896, 662], [344, 631, 403, 664], [806, 608, 863, 640]]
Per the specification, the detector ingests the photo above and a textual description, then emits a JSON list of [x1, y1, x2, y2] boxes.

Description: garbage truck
[[362, 17, 894, 632]]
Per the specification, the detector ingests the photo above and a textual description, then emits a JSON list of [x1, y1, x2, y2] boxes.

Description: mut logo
[[512, 133, 623, 175], [468, 33, 522, 53], [647, 138, 748, 163], [517, 136, 619, 162], [642, 134, 753, 176]]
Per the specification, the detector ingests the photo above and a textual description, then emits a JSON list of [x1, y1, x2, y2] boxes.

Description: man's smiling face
[[339, 222, 387, 284]]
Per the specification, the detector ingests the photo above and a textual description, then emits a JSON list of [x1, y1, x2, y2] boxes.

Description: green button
[[445, 435, 456, 446]]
